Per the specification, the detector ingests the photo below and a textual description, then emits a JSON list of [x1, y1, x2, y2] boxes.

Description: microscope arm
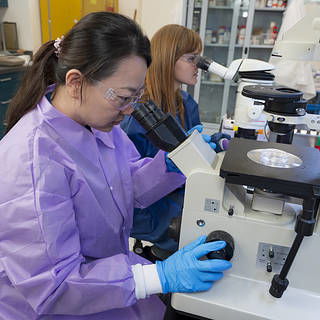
[[195, 56, 274, 81], [270, 197, 319, 298]]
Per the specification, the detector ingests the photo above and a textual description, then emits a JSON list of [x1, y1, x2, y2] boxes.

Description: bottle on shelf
[[223, 27, 230, 44], [255, 0, 265, 9], [241, 0, 250, 8], [216, 0, 226, 6], [217, 26, 227, 44], [265, 0, 273, 8], [237, 25, 246, 45], [205, 29, 212, 44], [251, 27, 263, 45], [208, 0, 216, 8], [271, 24, 278, 44], [264, 21, 278, 45], [211, 30, 218, 43], [194, 0, 202, 8], [279, 0, 287, 8]]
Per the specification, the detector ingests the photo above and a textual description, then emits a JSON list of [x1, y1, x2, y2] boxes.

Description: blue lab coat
[[121, 91, 201, 251]]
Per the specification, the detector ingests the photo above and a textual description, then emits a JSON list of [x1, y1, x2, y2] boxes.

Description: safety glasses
[[179, 54, 200, 64], [94, 79, 144, 111]]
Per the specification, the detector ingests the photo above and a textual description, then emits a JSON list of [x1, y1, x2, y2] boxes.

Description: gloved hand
[[187, 124, 216, 150], [156, 235, 232, 293], [210, 132, 231, 153]]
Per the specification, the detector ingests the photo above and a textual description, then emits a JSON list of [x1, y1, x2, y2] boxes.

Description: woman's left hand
[[187, 124, 216, 151]]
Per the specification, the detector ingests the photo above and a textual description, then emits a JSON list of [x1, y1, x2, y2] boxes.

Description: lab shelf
[[0, 68, 25, 138], [208, 6, 234, 9], [249, 45, 274, 49], [205, 43, 229, 47], [185, 0, 288, 126], [202, 80, 237, 87], [254, 7, 285, 12], [205, 43, 274, 49], [0, 0, 8, 7]]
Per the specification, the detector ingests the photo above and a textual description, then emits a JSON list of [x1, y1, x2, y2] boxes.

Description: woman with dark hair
[[121, 24, 230, 259], [0, 13, 231, 320]]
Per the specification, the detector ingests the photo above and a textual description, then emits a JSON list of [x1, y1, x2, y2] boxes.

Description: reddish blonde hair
[[144, 24, 202, 127]]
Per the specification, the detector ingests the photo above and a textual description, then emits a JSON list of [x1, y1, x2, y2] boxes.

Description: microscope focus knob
[[205, 230, 234, 261]]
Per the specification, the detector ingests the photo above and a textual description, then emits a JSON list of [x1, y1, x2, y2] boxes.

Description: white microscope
[[168, 88, 320, 320], [195, 56, 275, 140], [196, 1, 320, 143], [167, 2, 320, 320], [132, 4, 320, 318]]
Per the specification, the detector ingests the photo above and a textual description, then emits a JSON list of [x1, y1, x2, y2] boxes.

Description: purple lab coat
[[0, 92, 185, 319]]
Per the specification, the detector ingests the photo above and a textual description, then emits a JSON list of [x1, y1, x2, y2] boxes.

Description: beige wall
[[119, 0, 186, 38], [1, 0, 41, 52], [119, 0, 141, 21], [0, 0, 185, 53]]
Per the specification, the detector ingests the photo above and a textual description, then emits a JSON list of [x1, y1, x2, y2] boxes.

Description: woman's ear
[[65, 69, 83, 99]]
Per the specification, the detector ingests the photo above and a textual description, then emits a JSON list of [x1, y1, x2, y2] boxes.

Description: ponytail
[[6, 41, 58, 132]]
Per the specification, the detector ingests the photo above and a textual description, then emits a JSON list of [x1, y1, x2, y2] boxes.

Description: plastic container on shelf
[[223, 28, 230, 44], [205, 29, 212, 44], [208, 0, 216, 8], [194, 0, 202, 8], [237, 25, 246, 45], [315, 137, 320, 151], [278, 0, 287, 8], [264, 21, 277, 45], [201, 71, 209, 81], [265, 0, 273, 8], [251, 27, 263, 45], [241, 0, 249, 7], [255, 0, 265, 8], [216, 0, 226, 6], [217, 26, 226, 44], [211, 30, 218, 43], [209, 73, 223, 82], [271, 25, 278, 44], [314, 72, 320, 91]]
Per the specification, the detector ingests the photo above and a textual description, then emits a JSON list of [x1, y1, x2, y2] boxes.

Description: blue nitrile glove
[[156, 235, 232, 293], [187, 124, 216, 150], [210, 132, 231, 153]]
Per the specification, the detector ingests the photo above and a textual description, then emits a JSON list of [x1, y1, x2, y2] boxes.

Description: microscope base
[[172, 275, 320, 320]]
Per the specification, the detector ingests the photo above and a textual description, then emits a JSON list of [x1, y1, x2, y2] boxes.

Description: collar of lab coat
[[37, 86, 116, 165], [91, 128, 115, 149]]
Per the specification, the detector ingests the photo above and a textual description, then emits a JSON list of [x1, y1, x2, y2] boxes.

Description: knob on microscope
[[205, 230, 235, 261]]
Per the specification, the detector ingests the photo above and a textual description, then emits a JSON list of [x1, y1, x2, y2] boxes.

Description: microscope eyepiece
[[195, 55, 213, 71], [132, 101, 187, 152]]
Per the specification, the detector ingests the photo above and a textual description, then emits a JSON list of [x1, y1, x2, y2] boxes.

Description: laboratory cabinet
[[0, 0, 8, 8], [0, 67, 25, 138], [185, 0, 288, 130], [39, 0, 119, 42]]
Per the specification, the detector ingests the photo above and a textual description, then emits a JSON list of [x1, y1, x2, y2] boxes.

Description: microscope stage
[[220, 138, 320, 198]]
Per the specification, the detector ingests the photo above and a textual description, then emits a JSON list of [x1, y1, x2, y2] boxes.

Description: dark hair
[[6, 12, 151, 132]]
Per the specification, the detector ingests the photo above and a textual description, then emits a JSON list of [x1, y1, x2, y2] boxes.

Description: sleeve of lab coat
[[119, 128, 186, 209]]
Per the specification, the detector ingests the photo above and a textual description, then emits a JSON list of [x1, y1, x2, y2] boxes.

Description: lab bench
[[0, 66, 26, 138]]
